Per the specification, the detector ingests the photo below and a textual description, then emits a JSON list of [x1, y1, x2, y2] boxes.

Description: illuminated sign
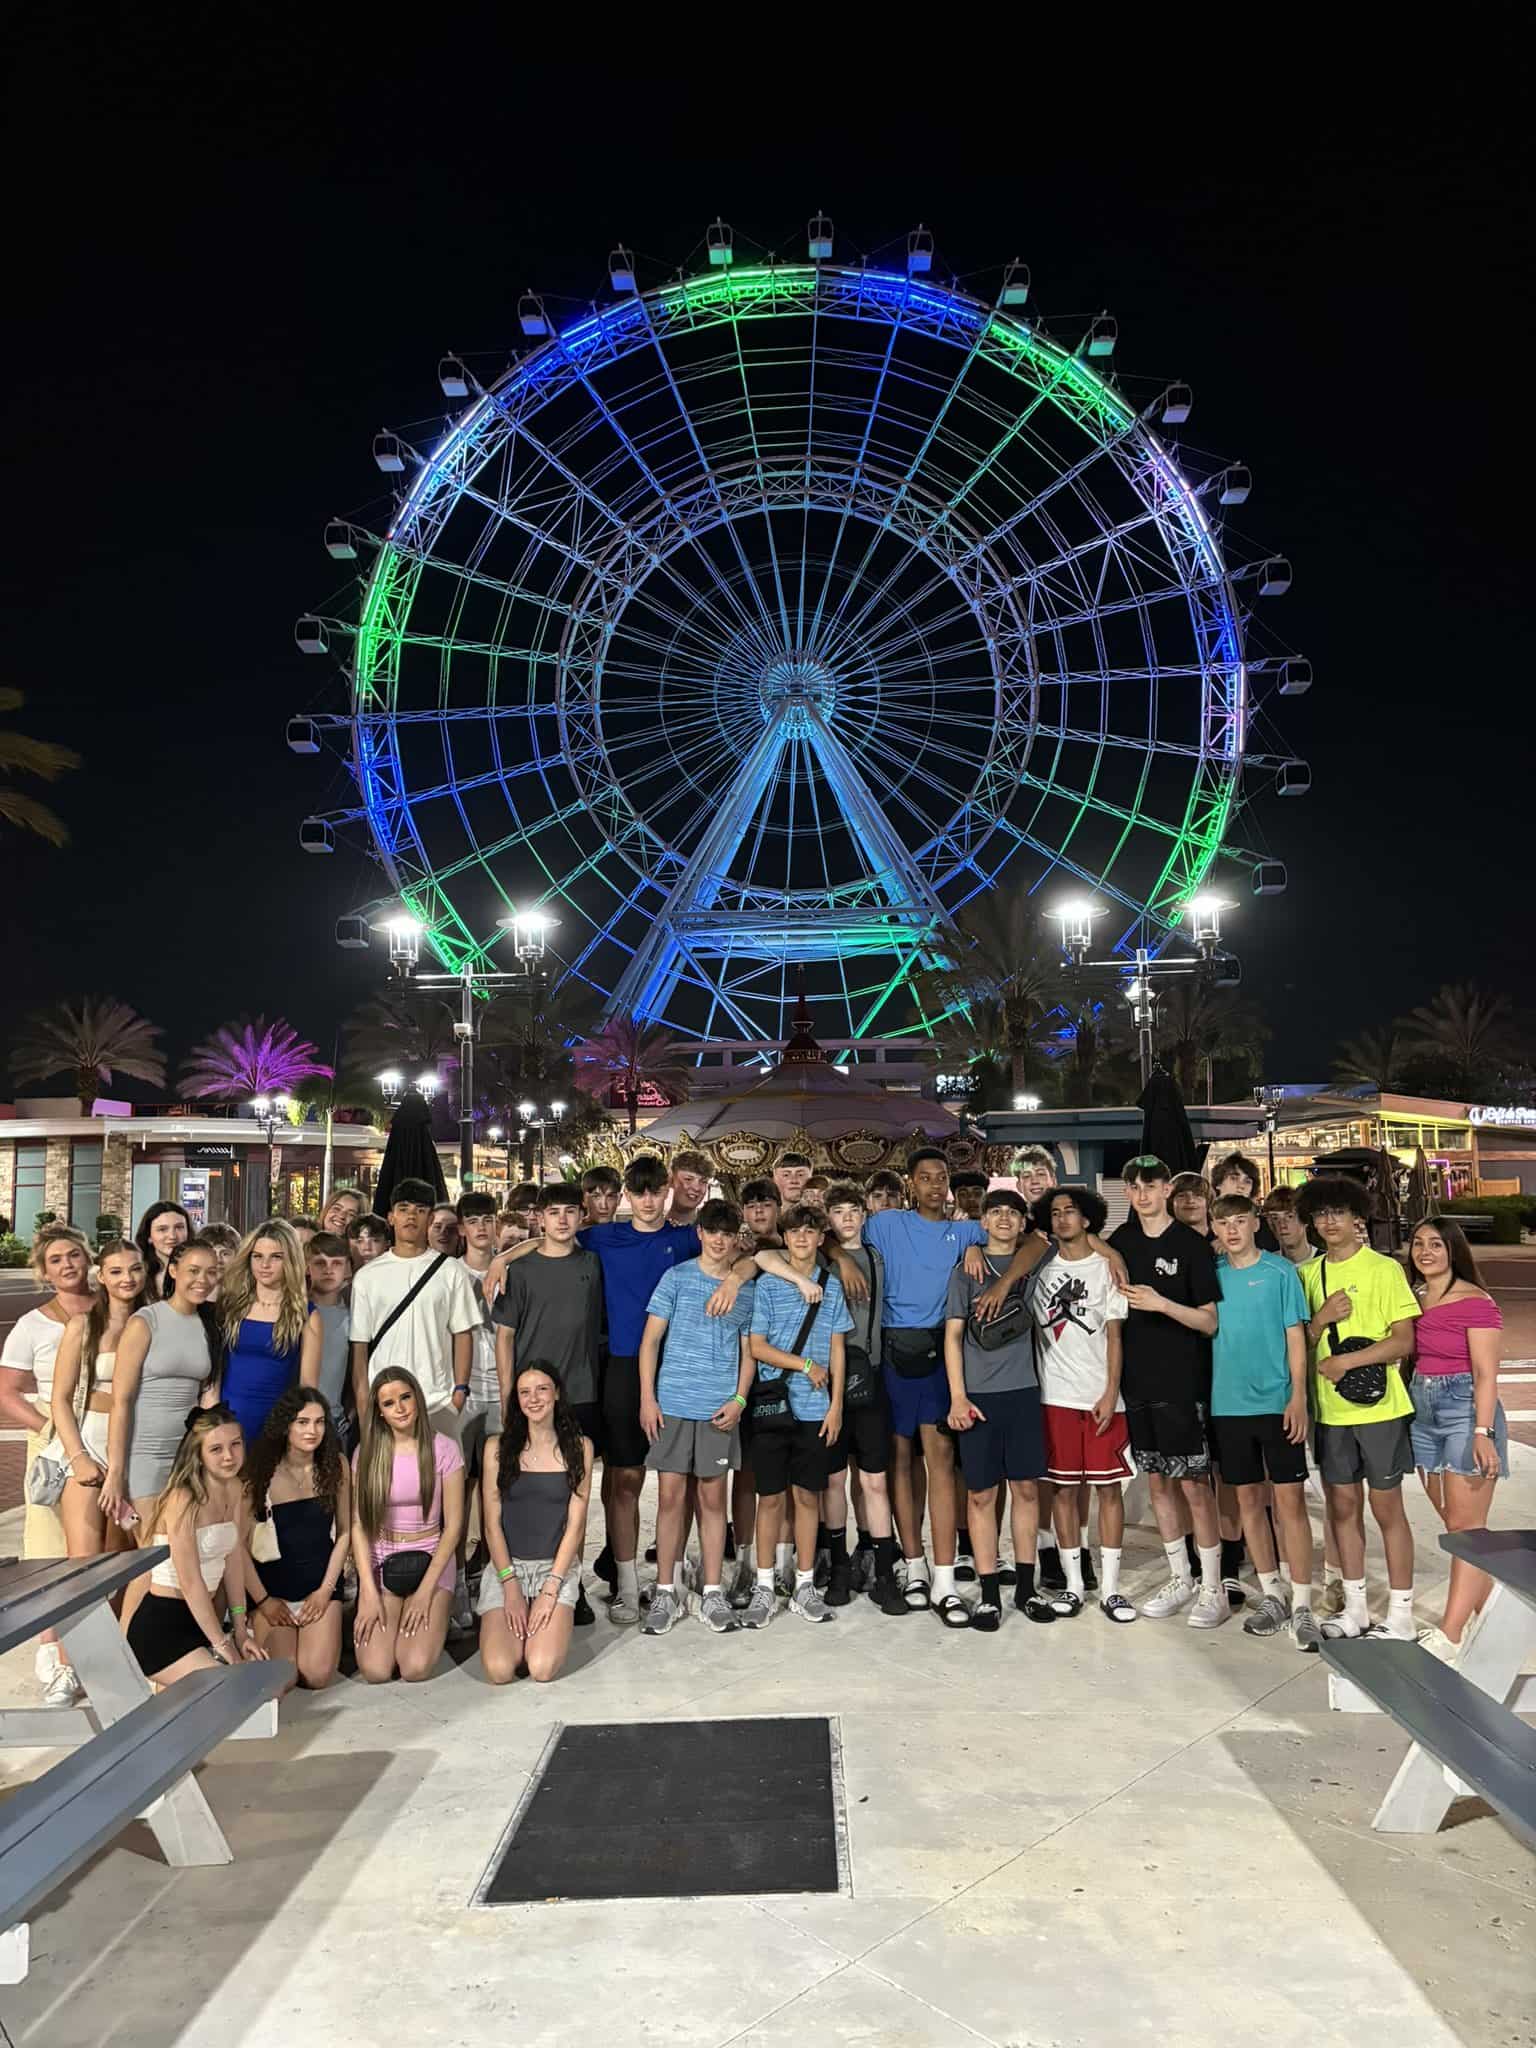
[[1469, 1106, 1536, 1128]]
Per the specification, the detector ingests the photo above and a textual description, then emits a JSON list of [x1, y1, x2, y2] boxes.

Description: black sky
[[4, 27, 1529, 1088]]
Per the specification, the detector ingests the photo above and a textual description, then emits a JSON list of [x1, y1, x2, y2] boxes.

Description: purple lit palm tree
[[180, 1016, 333, 1104]]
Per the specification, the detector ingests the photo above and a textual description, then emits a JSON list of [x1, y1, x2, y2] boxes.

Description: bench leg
[[0, 1921, 29, 1985], [55, 1600, 233, 1868]]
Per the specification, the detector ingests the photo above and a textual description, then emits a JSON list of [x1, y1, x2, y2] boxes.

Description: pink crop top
[[1413, 1294, 1502, 1376]]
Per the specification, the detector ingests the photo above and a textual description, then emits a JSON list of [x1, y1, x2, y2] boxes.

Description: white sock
[[1387, 1586, 1416, 1636], [1099, 1547, 1122, 1599], [757, 1566, 775, 1590], [775, 1542, 794, 1575], [1164, 1540, 1189, 1582], [1063, 1547, 1084, 1597], [703, 1583, 721, 1597], [904, 1553, 929, 1579], [795, 1568, 813, 1590], [1037, 1529, 1059, 1554], [1198, 1544, 1222, 1596], [931, 1564, 956, 1600], [1258, 1570, 1282, 1599], [1343, 1576, 1368, 1623], [1292, 1582, 1313, 1613], [617, 1560, 639, 1604]]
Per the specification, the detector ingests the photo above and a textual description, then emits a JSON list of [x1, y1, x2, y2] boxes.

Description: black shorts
[[570, 1399, 602, 1459], [1210, 1411, 1308, 1488], [825, 1397, 890, 1476], [126, 1591, 208, 1678], [956, 1385, 1047, 1489], [601, 1356, 649, 1469], [1124, 1397, 1210, 1477], [750, 1419, 833, 1497]]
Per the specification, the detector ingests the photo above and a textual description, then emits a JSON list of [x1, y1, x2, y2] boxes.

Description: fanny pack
[[885, 1325, 942, 1379], [381, 1550, 434, 1596], [1319, 1258, 1389, 1407], [748, 1268, 828, 1431], [968, 1294, 1028, 1353]]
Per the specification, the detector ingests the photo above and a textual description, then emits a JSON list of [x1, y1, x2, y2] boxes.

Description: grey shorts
[[1314, 1414, 1414, 1490], [645, 1413, 742, 1479], [475, 1557, 581, 1613]]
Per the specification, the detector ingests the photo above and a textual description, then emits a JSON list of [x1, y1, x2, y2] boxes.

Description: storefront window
[[13, 1145, 46, 1238], [69, 1141, 103, 1231]]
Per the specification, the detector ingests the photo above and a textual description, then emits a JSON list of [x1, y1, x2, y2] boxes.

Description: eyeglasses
[[1311, 1207, 1353, 1222]]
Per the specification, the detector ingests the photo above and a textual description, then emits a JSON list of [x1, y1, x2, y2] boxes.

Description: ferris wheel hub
[[758, 655, 838, 733]]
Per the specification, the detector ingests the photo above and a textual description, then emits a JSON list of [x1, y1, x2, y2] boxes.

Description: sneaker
[[727, 1557, 757, 1610], [1318, 1578, 1345, 1619], [1079, 1549, 1097, 1592], [608, 1588, 640, 1627], [1242, 1592, 1292, 1638], [1320, 1610, 1365, 1640], [1418, 1623, 1458, 1664], [573, 1585, 595, 1628], [1290, 1608, 1323, 1653], [970, 1599, 1002, 1632], [698, 1589, 736, 1634], [739, 1584, 775, 1629], [1365, 1617, 1417, 1643], [641, 1586, 681, 1636], [1139, 1575, 1197, 1620], [1100, 1593, 1137, 1624], [790, 1581, 834, 1624], [33, 1643, 61, 1689], [871, 1572, 908, 1617], [1188, 1584, 1232, 1629], [825, 1555, 853, 1608], [1038, 1547, 1068, 1592], [1223, 1576, 1247, 1613], [42, 1661, 83, 1707]]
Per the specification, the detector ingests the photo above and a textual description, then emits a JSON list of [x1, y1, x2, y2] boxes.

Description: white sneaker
[[34, 1642, 62, 1688], [1418, 1624, 1459, 1664], [1139, 1575, 1197, 1619], [1187, 1584, 1231, 1629], [43, 1661, 83, 1707]]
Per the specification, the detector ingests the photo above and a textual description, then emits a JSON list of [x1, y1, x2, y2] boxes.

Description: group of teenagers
[[0, 1135, 1509, 1700]]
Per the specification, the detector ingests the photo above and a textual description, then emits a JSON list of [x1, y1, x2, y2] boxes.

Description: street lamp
[[1047, 895, 1241, 1087], [1185, 895, 1230, 955], [486, 1123, 511, 1194], [378, 1070, 439, 1106], [1049, 900, 1103, 964], [499, 907, 559, 964], [248, 1093, 291, 1214], [382, 915, 421, 975]]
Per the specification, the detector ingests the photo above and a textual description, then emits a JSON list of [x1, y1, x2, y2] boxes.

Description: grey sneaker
[[1139, 1575, 1197, 1620], [790, 1580, 834, 1624], [698, 1589, 735, 1634], [608, 1588, 640, 1627], [1186, 1584, 1231, 1629], [1291, 1607, 1323, 1653], [641, 1586, 681, 1636], [1242, 1591, 1292, 1638], [740, 1584, 775, 1629], [727, 1556, 757, 1609]]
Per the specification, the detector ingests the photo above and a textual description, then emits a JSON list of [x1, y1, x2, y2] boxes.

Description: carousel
[[596, 999, 992, 1187]]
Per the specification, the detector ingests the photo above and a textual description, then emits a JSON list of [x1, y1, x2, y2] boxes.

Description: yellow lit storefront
[[1270, 1092, 1478, 1199]]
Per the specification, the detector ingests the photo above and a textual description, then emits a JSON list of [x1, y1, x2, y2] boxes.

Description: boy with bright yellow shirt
[[1295, 1178, 1420, 1640]]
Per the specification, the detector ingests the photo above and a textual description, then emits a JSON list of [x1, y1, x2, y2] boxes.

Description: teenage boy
[[348, 1179, 481, 1434], [867, 1148, 1049, 1620], [772, 1152, 814, 1209], [1296, 1176, 1420, 1640], [455, 1191, 505, 1427], [1208, 1195, 1318, 1649], [1262, 1186, 1314, 1266], [1109, 1156, 1226, 1626], [580, 1165, 622, 1226], [1012, 1145, 1057, 1208], [303, 1232, 353, 1431], [802, 1173, 831, 1212], [638, 1199, 755, 1637], [493, 1186, 603, 1443], [346, 1211, 391, 1269], [428, 1205, 463, 1256], [1211, 1153, 1280, 1252], [727, 1178, 781, 1601], [950, 1172, 988, 1222], [667, 1152, 713, 1229], [1029, 1187, 1135, 1623], [823, 1185, 904, 1614], [744, 1203, 851, 1627], [511, 1185, 543, 1241], [864, 1170, 905, 1214], [945, 1189, 1063, 1630], [739, 1179, 782, 1248]]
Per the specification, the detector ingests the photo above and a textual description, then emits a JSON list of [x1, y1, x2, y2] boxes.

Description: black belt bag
[[1319, 1258, 1389, 1407], [380, 1549, 434, 1597], [748, 1267, 828, 1431], [884, 1324, 942, 1379]]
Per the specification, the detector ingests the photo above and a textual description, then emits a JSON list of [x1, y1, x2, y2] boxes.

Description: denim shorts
[[1409, 1372, 1509, 1478]]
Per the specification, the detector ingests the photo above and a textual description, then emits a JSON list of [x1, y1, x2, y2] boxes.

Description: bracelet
[[497, 1564, 516, 1582], [229, 1603, 247, 1618], [453, 1383, 471, 1395], [731, 1392, 747, 1409]]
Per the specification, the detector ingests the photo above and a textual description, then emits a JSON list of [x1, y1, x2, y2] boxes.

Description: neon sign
[[1469, 1106, 1536, 1128]]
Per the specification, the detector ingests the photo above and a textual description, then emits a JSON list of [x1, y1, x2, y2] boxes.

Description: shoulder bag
[[1318, 1257, 1388, 1406], [747, 1269, 828, 1431], [250, 1487, 282, 1563], [365, 1254, 448, 1362], [842, 1251, 881, 1410]]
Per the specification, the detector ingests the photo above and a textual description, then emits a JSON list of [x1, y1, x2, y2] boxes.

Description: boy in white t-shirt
[[1030, 1186, 1135, 1622]]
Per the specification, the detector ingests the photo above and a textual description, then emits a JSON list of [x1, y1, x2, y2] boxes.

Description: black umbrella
[[373, 1088, 448, 1214], [1138, 1065, 1200, 1177]]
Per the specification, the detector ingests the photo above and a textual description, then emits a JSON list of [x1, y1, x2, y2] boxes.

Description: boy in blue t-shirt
[[1209, 1195, 1316, 1651], [638, 1199, 756, 1637]]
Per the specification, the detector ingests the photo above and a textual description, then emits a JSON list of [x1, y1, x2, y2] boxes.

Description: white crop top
[[150, 1519, 238, 1593]]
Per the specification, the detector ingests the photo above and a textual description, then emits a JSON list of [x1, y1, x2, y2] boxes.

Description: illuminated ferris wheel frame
[[296, 238, 1307, 1043]]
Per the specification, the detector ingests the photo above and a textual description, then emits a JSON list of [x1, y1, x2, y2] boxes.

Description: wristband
[[497, 1564, 516, 1582], [731, 1392, 747, 1409], [453, 1383, 471, 1395], [229, 1603, 247, 1618]]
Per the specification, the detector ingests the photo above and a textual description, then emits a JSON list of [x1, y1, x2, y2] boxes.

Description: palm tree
[[572, 1016, 692, 1134], [341, 988, 465, 1078], [1155, 981, 1269, 1103], [180, 1016, 333, 1103], [11, 997, 167, 1112], [0, 690, 79, 846], [920, 896, 1062, 1091], [1332, 1027, 1406, 1093], [1397, 984, 1517, 1099], [926, 996, 1015, 1112]]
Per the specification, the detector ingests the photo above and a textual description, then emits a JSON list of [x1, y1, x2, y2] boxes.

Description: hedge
[[1442, 1193, 1535, 1246]]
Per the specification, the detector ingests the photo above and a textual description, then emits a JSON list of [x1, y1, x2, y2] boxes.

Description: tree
[[1052, 1000, 1136, 1107], [341, 987, 464, 1078], [0, 690, 79, 846], [11, 997, 167, 1112], [1396, 984, 1518, 1099], [1155, 980, 1269, 1102], [180, 1016, 333, 1103], [926, 996, 1015, 1113], [1332, 1027, 1406, 1093], [572, 1017, 692, 1134], [920, 896, 1062, 1091]]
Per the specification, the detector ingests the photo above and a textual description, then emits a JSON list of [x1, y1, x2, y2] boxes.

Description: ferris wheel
[[294, 220, 1307, 1044]]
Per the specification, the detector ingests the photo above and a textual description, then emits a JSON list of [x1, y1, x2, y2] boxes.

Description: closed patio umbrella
[[373, 1088, 448, 1213]]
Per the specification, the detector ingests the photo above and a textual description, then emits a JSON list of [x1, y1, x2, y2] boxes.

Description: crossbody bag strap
[[365, 1253, 449, 1361], [1318, 1257, 1335, 1356], [788, 1265, 830, 1359]]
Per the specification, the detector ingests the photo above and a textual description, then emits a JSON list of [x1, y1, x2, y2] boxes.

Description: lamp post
[[486, 1124, 511, 1197], [1047, 897, 1241, 1089], [248, 1094, 291, 1215]]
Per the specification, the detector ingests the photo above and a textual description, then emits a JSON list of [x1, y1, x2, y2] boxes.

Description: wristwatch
[[1474, 1426, 1496, 1438]]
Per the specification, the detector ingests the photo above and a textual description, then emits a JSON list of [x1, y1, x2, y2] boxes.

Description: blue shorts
[[1410, 1372, 1509, 1478], [883, 1362, 949, 1439], [956, 1384, 1047, 1489]]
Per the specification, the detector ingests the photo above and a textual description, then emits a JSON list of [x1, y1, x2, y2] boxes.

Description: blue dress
[[222, 1316, 300, 1445]]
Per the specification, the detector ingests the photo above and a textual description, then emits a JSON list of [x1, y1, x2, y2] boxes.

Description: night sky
[[5, 29, 1527, 1091]]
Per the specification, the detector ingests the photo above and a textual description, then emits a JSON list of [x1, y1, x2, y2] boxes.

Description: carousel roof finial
[[780, 971, 824, 1066]]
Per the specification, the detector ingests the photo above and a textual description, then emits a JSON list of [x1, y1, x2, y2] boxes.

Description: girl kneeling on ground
[[245, 1386, 352, 1692], [478, 1361, 592, 1685], [125, 1405, 269, 1683], [351, 1368, 464, 1683]]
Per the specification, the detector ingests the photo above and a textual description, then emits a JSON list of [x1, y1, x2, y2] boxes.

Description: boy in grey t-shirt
[[942, 1190, 1062, 1630]]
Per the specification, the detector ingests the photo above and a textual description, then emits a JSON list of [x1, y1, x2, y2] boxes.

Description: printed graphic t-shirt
[[1030, 1250, 1129, 1410]]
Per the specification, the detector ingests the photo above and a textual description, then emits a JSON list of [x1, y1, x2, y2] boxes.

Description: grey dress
[[123, 1301, 214, 1495]]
